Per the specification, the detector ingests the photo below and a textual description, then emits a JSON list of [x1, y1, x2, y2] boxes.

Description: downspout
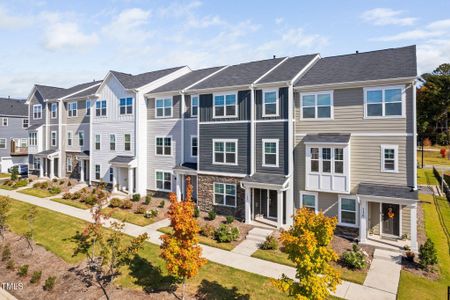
[[286, 82, 295, 226], [250, 85, 255, 175], [58, 99, 63, 177], [88, 97, 93, 185], [180, 92, 185, 164], [412, 80, 417, 190]]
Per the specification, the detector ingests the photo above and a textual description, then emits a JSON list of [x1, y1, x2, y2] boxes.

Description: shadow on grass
[[195, 279, 250, 300]]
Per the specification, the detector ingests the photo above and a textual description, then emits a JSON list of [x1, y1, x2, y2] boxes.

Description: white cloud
[[372, 29, 443, 42], [158, 0, 202, 18], [275, 17, 284, 25], [102, 8, 152, 42], [427, 19, 450, 31], [361, 8, 416, 26], [186, 15, 223, 28], [417, 39, 450, 73], [258, 28, 327, 55], [0, 6, 33, 29]]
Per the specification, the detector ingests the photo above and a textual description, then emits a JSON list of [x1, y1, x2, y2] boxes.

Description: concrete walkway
[[232, 227, 273, 256], [0, 188, 402, 299]]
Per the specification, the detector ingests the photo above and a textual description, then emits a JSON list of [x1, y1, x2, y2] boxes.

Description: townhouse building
[[0, 98, 28, 173]]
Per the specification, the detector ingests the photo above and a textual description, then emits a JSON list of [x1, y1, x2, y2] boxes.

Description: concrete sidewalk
[[0, 188, 402, 299]]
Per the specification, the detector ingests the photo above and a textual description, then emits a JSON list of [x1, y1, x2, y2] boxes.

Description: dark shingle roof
[[357, 183, 418, 200], [26, 124, 42, 131], [151, 67, 224, 93], [35, 80, 102, 100], [303, 133, 351, 144], [173, 163, 198, 172], [242, 173, 289, 186], [295, 45, 417, 86], [35, 149, 58, 156], [191, 57, 286, 90], [0, 98, 27, 116], [258, 54, 318, 84], [110, 66, 186, 89], [66, 84, 100, 99], [109, 156, 135, 164]]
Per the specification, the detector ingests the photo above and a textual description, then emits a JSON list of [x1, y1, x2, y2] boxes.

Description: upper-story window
[[22, 119, 29, 128], [191, 95, 199, 117], [213, 139, 237, 165], [156, 137, 171, 156], [381, 145, 398, 173], [33, 104, 42, 119], [213, 93, 237, 118], [51, 103, 58, 119], [96, 100, 107, 117], [86, 100, 91, 116], [262, 139, 279, 167], [191, 136, 198, 157], [309, 147, 344, 174], [51, 131, 57, 147], [156, 98, 172, 118], [95, 134, 101, 150], [68, 102, 78, 117], [110, 134, 116, 151], [67, 131, 73, 146], [0, 138, 6, 149], [301, 92, 332, 119], [263, 90, 278, 117], [1, 118, 7, 126], [124, 134, 131, 151], [365, 86, 404, 118], [29, 132, 37, 146], [79, 131, 84, 147], [119, 97, 133, 115]]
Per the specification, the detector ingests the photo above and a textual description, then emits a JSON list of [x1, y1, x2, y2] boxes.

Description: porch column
[[39, 158, 44, 178], [79, 160, 85, 183], [285, 185, 294, 226], [176, 173, 182, 201], [277, 190, 284, 228], [112, 167, 117, 192], [244, 187, 251, 224], [410, 203, 418, 251], [128, 167, 134, 196], [116, 168, 121, 191], [359, 198, 368, 243], [49, 158, 54, 179]]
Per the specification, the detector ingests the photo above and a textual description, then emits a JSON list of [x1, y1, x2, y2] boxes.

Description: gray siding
[[184, 119, 198, 163], [184, 95, 197, 119], [199, 123, 250, 174], [0, 116, 28, 157], [29, 93, 46, 127], [255, 122, 288, 175], [199, 90, 251, 122], [255, 87, 288, 120], [147, 95, 181, 120], [48, 102, 59, 125]]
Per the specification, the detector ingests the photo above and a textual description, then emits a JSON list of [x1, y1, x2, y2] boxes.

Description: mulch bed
[[109, 196, 170, 223], [401, 256, 440, 280]]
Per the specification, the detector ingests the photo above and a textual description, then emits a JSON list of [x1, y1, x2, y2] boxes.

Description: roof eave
[[295, 76, 417, 91]]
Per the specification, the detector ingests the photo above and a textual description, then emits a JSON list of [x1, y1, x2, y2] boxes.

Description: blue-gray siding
[[255, 122, 288, 175], [199, 90, 251, 122], [255, 87, 288, 120]]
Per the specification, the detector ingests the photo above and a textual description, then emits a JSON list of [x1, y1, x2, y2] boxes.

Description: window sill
[[212, 162, 238, 166], [364, 115, 405, 120], [213, 203, 237, 208], [338, 222, 359, 228]]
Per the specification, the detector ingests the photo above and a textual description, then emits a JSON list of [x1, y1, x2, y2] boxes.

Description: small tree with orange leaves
[[160, 176, 206, 299], [272, 208, 341, 300]]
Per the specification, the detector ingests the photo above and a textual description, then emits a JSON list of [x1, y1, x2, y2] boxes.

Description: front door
[[268, 190, 278, 219], [84, 160, 89, 181], [382, 203, 400, 236]]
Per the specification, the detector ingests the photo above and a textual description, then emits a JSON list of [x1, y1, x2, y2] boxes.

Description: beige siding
[[147, 95, 181, 120], [317, 192, 339, 217], [402, 205, 411, 238], [369, 202, 380, 235], [65, 99, 90, 124]]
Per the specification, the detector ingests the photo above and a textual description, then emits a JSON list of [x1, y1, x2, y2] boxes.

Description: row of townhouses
[[16, 45, 419, 249]]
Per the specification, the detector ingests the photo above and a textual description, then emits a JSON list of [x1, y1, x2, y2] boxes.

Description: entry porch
[[109, 156, 137, 196], [35, 150, 60, 179]]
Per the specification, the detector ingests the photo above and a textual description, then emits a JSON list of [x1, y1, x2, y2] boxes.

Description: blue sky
[[1, 0, 449, 97]]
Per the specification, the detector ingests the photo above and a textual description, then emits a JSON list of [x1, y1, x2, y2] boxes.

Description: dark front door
[[268, 190, 278, 219], [382, 203, 400, 236]]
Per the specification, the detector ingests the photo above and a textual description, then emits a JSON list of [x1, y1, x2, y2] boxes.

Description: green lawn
[[18, 188, 57, 198], [102, 207, 155, 227], [417, 168, 439, 185], [417, 150, 450, 166], [4, 197, 289, 299], [0, 184, 16, 190], [397, 193, 450, 300], [251, 248, 367, 285], [51, 198, 91, 209], [0, 173, 10, 178], [158, 226, 235, 251]]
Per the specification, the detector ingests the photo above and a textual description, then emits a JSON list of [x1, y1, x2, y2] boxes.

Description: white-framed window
[[96, 100, 107, 117], [338, 196, 358, 227], [1, 118, 7, 126], [191, 95, 199, 117], [299, 191, 318, 213], [124, 134, 131, 151], [29, 132, 37, 146], [20, 138, 27, 147], [262, 139, 279, 167], [22, 119, 28, 128], [155, 98, 172, 118], [33, 156, 40, 170], [213, 139, 237, 165], [109, 167, 114, 182], [119, 97, 133, 115], [110, 134, 116, 151], [78, 131, 84, 147], [68, 102, 77, 117], [51, 103, 58, 119], [381, 145, 398, 173], [67, 131, 73, 146], [66, 157, 73, 173], [0, 138, 6, 149], [155, 170, 172, 191], [364, 86, 404, 118], [51, 131, 57, 147], [156, 137, 172, 156], [95, 134, 101, 150], [213, 92, 237, 118], [33, 104, 42, 119], [301, 91, 333, 119], [262, 90, 278, 117], [191, 136, 198, 157], [86, 100, 91, 116], [95, 164, 101, 180], [308, 147, 344, 174], [213, 183, 236, 207]]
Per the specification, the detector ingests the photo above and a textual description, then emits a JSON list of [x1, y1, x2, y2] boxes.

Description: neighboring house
[[91, 67, 190, 195], [293, 45, 418, 250], [0, 98, 28, 173], [145, 66, 225, 200]]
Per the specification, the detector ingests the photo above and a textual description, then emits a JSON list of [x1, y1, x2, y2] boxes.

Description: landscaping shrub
[[109, 198, 122, 208], [260, 234, 278, 250], [225, 215, 234, 224], [208, 210, 216, 220], [33, 182, 41, 188], [144, 209, 158, 218], [71, 192, 81, 200], [2, 244, 11, 261], [214, 224, 240, 243], [6, 259, 15, 270], [193, 206, 200, 218], [121, 199, 133, 209], [135, 205, 146, 214], [30, 271, 42, 284], [10, 166, 18, 181], [132, 193, 141, 202], [67, 181, 72, 187], [52, 178, 58, 183], [144, 194, 152, 205], [159, 200, 165, 208], [419, 238, 438, 269], [40, 182, 49, 189], [438, 132, 449, 146], [48, 186, 61, 195], [200, 224, 216, 238], [341, 243, 366, 269], [17, 264, 29, 277], [440, 147, 447, 158], [84, 195, 96, 206], [14, 179, 28, 188], [43, 276, 56, 291], [62, 192, 71, 200]]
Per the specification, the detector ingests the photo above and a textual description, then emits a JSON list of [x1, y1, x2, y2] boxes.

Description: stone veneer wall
[[197, 174, 245, 219], [65, 152, 81, 180]]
